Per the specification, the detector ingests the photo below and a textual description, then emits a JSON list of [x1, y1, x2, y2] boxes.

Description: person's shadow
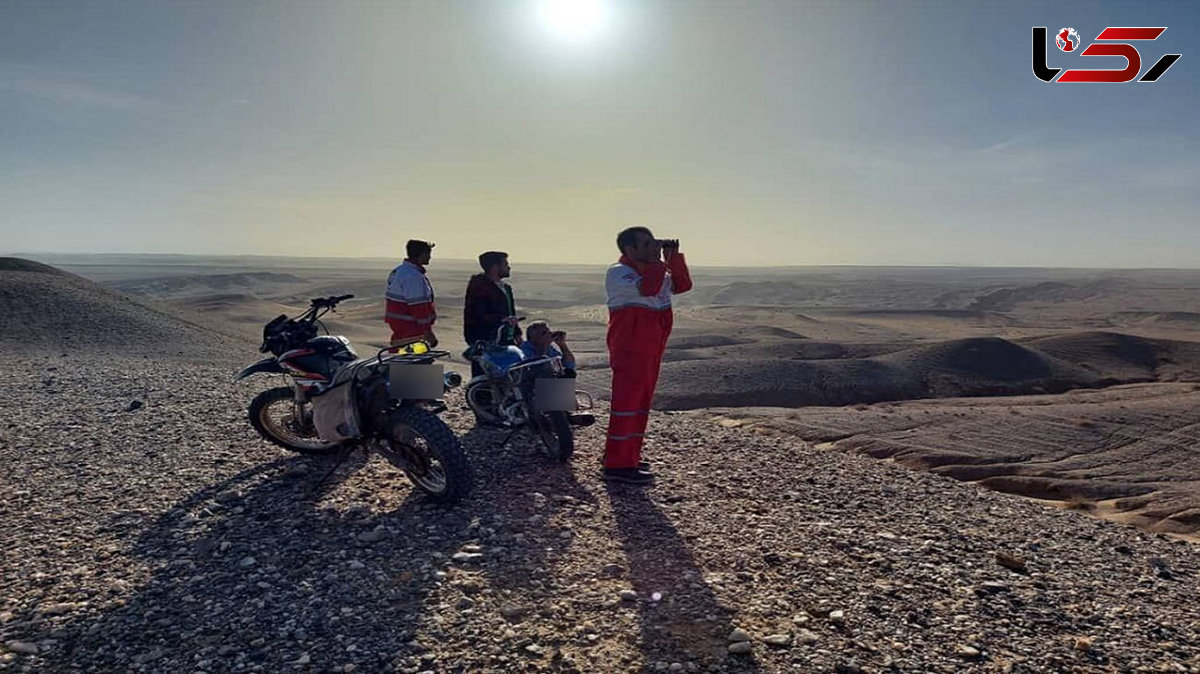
[[42, 449, 483, 672], [39, 407, 755, 672], [38, 417, 601, 672], [606, 483, 761, 672], [464, 419, 757, 671]]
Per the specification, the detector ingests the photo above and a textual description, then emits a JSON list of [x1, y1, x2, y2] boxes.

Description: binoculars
[[656, 239, 680, 248]]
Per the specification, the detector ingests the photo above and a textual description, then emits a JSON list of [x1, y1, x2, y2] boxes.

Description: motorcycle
[[462, 321, 594, 462], [234, 294, 471, 504]]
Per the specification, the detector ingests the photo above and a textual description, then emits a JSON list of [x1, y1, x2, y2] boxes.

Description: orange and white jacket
[[605, 254, 692, 356], [385, 259, 437, 341]]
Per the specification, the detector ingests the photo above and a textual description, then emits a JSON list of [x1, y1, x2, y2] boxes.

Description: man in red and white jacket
[[603, 226, 692, 485], [385, 240, 438, 347]]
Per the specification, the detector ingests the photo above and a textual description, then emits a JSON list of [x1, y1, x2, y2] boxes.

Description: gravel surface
[[2, 351, 1199, 673]]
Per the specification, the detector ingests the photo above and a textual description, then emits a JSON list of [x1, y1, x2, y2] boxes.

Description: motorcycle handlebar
[[495, 316, 526, 341], [309, 294, 355, 308]]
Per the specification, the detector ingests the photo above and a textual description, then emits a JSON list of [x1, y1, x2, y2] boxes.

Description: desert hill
[[0, 258, 239, 357], [1025, 331, 1200, 381], [649, 332, 1200, 409]]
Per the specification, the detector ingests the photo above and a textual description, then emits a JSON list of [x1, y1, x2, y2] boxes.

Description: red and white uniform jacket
[[385, 259, 437, 342], [605, 253, 693, 355]]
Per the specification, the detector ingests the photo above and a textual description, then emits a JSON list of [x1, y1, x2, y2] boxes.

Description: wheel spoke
[[389, 427, 448, 493], [260, 397, 330, 450]]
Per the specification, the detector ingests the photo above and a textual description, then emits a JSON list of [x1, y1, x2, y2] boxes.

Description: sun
[[536, 0, 611, 43]]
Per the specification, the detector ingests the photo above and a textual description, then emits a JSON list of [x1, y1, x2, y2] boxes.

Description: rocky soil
[[2, 350, 1199, 673]]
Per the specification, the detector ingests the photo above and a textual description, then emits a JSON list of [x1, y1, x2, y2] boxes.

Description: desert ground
[[2, 254, 1199, 672]]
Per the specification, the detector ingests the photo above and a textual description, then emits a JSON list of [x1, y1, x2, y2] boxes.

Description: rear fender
[[233, 358, 285, 382]]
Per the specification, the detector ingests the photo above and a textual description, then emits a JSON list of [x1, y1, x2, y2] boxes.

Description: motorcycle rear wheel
[[248, 387, 339, 455]]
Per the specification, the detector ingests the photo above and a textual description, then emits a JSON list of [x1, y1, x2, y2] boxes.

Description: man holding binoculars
[[602, 226, 693, 485]]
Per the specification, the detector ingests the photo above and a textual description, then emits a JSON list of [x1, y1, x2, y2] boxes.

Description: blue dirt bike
[[462, 322, 593, 462]]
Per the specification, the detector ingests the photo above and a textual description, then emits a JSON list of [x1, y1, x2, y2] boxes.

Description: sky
[[2, 0, 1197, 267]]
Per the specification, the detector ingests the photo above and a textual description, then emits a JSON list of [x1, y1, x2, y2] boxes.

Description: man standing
[[464, 251, 521, 376], [385, 239, 438, 347], [602, 227, 692, 485]]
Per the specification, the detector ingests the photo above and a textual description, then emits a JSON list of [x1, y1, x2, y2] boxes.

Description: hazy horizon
[[4, 0, 1197, 267], [14, 249, 1200, 273]]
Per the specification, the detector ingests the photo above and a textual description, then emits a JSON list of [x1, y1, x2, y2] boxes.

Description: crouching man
[[520, 320, 575, 372], [521, 320, 594, 427]]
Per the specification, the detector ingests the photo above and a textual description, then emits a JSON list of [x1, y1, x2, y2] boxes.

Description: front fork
[[502, 376, 534, 426], [292, 380, 318, 428]]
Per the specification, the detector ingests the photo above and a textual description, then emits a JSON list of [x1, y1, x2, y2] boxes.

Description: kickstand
[[500, 427, 520, 448], [500, 424, 542, 457], [309, 445, 355, 495]]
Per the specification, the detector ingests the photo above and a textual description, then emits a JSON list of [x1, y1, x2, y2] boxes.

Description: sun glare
[[536, 0, 611, 43]]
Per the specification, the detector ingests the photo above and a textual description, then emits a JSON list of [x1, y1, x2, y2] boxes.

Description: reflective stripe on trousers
[[604, 352, 663, 469]]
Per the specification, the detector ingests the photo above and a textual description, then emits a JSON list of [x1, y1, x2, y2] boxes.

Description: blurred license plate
[[389, 363, 444, 400], [534, 378, 577, 412]]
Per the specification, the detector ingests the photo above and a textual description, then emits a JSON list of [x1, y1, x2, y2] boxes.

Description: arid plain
[[3, 253, 1200, 672], [39, 253, 1200, 539]]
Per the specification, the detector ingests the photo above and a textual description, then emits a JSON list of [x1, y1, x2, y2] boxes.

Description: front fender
[[232, 358, 285, 382]]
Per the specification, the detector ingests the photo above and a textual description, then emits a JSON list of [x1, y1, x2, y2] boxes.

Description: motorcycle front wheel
[[383, 407, 473, 505], [248, 387, 339, 455], [464, 380, 504, 426], [534, 411, 574, 463]]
